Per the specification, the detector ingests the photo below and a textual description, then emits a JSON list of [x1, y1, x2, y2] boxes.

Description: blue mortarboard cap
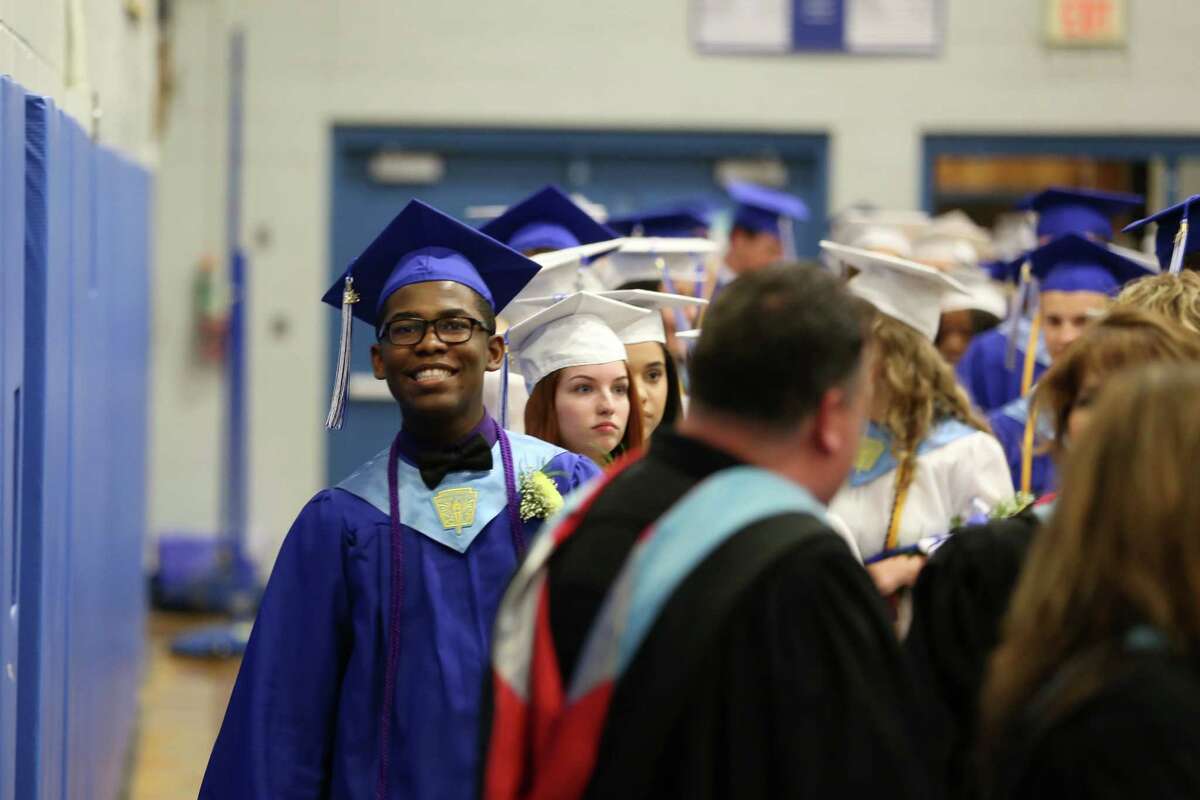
[[726, 181, 809, 237], [1027, 233, 1153, 295], [1019, 187, 1143, 240], [321, 200, 540, 430], [322, 199, 539, 324], [983, 257, 1018, 283], [480, 185, 617, 254], [607, 205, 712, 238], [1122, 194, 1200, 273]]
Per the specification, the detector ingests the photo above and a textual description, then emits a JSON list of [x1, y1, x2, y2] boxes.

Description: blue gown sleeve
[[545, 451, 601, 497], [200, 491, 353, 799], [988, 407, 1056, 497]]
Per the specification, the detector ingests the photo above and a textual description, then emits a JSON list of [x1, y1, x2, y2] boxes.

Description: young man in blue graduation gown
[[956, 187, 1143, 412], [987, 234, 1151, 497], [712, 181, 808, 292], [200, 200, 600, 799]]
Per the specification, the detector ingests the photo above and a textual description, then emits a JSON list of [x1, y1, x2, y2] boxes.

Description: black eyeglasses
[[377, 316, 494, 347]]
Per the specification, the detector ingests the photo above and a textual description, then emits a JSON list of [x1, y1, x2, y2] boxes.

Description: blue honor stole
[[849, 419, 979, 488], [336, 431, 566, 553]]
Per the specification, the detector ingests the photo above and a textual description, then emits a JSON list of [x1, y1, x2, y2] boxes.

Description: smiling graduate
[[200, 200, 601, 800]]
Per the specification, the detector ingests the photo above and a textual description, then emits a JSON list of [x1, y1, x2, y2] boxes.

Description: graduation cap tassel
[[1169, 220, 1189, 275], [1004, 261, 1032, 372], [780, 216, 797, 261], [325, 277, 360, 431], [691, 253, 706, 300], [500, 332, 511, 430]]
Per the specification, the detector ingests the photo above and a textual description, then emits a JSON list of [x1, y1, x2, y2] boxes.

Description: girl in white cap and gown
[[820, 242, 1013, 587], [507, 292, 651, 467]]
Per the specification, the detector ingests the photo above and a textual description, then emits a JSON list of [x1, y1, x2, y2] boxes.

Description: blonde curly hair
[[870, 315, 990, 499], [1114, 271, 1200, 333]]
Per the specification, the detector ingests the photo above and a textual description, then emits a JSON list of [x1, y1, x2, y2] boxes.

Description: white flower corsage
[[518, 469, 565, 522]]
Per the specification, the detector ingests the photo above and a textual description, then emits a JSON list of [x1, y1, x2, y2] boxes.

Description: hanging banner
[[693, 0, 944, 56]]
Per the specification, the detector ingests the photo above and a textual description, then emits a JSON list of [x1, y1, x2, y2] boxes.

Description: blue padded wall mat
[[0, 75, 26, 800], [11, 85, 152, 800]]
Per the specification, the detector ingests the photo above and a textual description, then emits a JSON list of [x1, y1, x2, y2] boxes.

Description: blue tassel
[[325, 277, 359, 430]]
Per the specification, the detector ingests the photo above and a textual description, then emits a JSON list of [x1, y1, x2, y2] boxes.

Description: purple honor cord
[[376, 420, 524, 799]]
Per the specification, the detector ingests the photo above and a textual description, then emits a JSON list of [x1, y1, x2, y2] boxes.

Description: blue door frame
[[922, 134, 1200, 211], [326, 125, 829, 483]]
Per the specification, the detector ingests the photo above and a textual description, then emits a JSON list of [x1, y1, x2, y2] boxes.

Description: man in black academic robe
[[481, 264, 942, 799]]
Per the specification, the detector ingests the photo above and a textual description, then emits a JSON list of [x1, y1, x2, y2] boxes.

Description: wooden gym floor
[[125, 612, 240, 799]]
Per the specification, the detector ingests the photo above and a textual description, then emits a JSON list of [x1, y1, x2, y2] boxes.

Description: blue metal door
[[327, 126, 828, 482]]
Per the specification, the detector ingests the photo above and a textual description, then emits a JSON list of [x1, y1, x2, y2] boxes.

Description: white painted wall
[[0, 0, 157, 162], [153, 0, 1200, 568]]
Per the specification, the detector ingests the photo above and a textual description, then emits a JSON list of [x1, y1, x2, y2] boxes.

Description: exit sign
[[1046, 0, 1127, 46]]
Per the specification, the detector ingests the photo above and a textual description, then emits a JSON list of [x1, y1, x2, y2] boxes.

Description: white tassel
[[779, 215, 797, 261], [1169, 220, 1188, 275], [325, 277, 360, 430]]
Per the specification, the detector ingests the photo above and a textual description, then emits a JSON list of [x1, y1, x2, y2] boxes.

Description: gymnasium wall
[[1, 2, 157, 798], [151, 0, 1200, 569]]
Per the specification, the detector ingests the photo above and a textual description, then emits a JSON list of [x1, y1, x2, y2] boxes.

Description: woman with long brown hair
[[822, 242, 1012, 561], [905, 309, 1200, 797], [979, 365, 1200, 798]]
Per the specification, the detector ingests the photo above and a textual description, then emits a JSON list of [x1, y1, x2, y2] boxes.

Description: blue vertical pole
[[172, 28, 255, 658], [223, 29, 247, 564]]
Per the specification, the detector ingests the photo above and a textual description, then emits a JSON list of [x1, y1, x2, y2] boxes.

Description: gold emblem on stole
[[432, 488, 479, 535], [854, 436, 886, 473]]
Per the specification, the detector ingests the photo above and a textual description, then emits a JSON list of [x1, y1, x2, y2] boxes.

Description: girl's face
[[1066, 372, 1103, 444], [553, 361, 631, 462], [624, 342, 670, 436]]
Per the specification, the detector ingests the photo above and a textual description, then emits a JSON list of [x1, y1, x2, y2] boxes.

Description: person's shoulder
[[926, 511, 1039, 579], [1026, 655, 1200, 792], [505, 430, 602, 486], [952, 425, 1010, 461], [744, 511, 863, 573], [290, 487, 388, 550], [988, 403, 1027, 445], [503, 429, 567, 464], [963, 327, 1008, 362]]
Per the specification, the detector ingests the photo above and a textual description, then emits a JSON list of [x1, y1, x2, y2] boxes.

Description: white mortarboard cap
[[820, 240, 967, 341], [505, 239, 626, 323], [831, 209, 931, 258], [597, 289, 708, 345], [596, 237, 718, 290], [509, 288, 707, 346], [507, 292, 650, 391], [940, 266, 1008, 319], [913, 210, 993, 268], [927, 210, 992, 247]]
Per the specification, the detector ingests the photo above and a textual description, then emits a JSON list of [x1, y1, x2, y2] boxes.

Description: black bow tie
[[415, 433, 494, 489]]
